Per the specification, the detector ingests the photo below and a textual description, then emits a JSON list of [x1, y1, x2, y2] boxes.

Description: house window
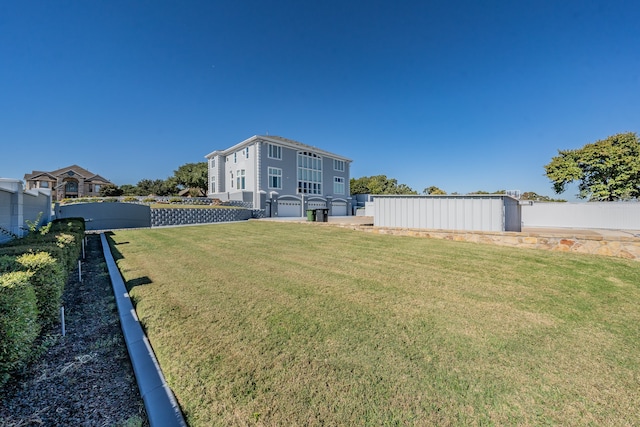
[[230, 172, 234, 188], [268, 167, 282, 189], [211, 176, 216, 193], [245, 147, 250, 158], [39, 181, 49, 188], [234, 152, 237, 163], [268, 144, 282, 160], [333, 159, 345, 172], [297, 151, 322, 194], [334, 177, 345, 195], [210, 158, 215, 168], [65, 181, 78, 193], [237, 169, 245, 190]]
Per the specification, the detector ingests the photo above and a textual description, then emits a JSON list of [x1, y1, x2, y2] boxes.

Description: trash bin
[[316, 208, 329, 222], [306, 209, 316, 221]]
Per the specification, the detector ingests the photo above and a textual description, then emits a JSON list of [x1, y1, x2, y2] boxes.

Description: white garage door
[[308, 201, 327, 209], [278, 200, 302, 217], [332, 202, 347, 216]]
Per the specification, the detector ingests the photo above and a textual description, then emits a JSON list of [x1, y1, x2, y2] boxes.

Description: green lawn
[[108, 221, 640, 426]]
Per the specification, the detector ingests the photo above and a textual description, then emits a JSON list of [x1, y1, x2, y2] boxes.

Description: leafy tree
[[136, 179, 176, 196], [520, 192, 566, 202], [350, 175, 417, 195], [119, 184, 138, 196], [172, 162, 208, 193], [99, 184, 123, 197], [545, 132, 640, 201], [423, 186, 447, 195]]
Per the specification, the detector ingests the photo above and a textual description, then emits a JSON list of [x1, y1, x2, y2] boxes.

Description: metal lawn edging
[[100, 233, 187, 427]]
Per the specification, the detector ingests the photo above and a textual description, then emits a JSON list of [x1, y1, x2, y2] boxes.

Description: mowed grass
[[108, 221, 640, 426]]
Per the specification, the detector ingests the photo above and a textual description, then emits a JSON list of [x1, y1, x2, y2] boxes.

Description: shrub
[[15, 252, 65, 327], [169, 197, 183, 204], [123, 196, 139, 203], [142, 197, 156, 203], [0, 271, 39, 388], [0, 244, 69, 273]]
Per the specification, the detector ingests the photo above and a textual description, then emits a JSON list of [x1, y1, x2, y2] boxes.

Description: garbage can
[[316, 208, 329, 222], [306, 209, 316, 221]]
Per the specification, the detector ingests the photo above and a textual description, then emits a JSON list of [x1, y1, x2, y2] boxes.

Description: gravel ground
[[0, 234, 148, 427]]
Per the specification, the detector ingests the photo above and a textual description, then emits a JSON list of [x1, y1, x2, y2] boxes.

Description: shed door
[[278, 200, 302, 217], [332, 202, 347, 216]]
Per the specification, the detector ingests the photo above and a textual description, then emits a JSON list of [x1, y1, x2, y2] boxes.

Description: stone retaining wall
[[151, 208, 263, 227], [338, 225, 640, 262]]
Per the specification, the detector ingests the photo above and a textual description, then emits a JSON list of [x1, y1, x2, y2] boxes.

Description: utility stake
[[78, 260, 82, 282], [61, 306, 66, 336], [82, 237, 85, 259]]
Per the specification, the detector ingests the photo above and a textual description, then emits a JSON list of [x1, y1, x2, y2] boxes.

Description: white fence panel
[[374, 196, 520, 232], [522, 202, 640, 230]]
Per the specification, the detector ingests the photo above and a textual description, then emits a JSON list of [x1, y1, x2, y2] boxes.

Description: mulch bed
[[0, 234, 148, 426]]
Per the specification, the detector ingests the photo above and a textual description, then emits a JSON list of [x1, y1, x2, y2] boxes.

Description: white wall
[[0, 179, 52, 244], [374, 195, 521, 232], [522, 202, 640, 230]]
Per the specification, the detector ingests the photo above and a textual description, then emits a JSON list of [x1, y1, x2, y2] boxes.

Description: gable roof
[[24, 165, 112, 183], [205, 135, 352, 162]]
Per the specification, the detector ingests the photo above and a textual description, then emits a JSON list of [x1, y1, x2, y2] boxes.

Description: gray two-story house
[[205, 135, 352, 217]]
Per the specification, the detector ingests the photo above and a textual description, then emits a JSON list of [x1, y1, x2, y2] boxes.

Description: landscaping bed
[[0, 234, 148, 426]]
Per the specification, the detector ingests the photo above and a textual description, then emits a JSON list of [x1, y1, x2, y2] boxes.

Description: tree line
[[353, 132, 639, 202], [99, 162, 208, 197]]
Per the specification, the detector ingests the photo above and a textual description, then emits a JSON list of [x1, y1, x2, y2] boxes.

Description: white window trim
[[333, 159, 345, 172], [333, 176, 345, 195], [268, 143, 282, 160], [268, 167, 282, 189]]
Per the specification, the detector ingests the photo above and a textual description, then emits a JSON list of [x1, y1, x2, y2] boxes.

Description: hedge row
[[0, 217, 85, 389]]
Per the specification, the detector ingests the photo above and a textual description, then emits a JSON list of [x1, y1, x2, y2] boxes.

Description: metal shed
[[374, 195, 521, 232]]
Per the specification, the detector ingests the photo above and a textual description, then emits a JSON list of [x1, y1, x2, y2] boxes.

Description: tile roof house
[[205, 135, 352, 217], [24, 165, 113, 201]]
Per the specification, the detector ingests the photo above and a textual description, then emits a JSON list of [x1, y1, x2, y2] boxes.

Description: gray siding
[[57, 202, 151, 230], [206, 136, 351, 214], [374, 195, 521, 232]]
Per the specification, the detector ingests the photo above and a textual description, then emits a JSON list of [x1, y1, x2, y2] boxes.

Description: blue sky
[[2, 0, 639, 199]]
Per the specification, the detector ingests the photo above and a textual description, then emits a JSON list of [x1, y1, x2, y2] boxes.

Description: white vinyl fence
[[0, 179, 53, 243], [521, 202, 640, 230]]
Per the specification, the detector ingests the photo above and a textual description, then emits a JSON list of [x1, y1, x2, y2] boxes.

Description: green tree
[[520, 192, 566, 202], [423, 186, 447, 195], [99, 184, 123, 197], [172, 162, 208, 194], [119, 184, 138, 196], [136, 179, 176, 196], [350, 175, 417, 195], [545, 132, 640, 201]]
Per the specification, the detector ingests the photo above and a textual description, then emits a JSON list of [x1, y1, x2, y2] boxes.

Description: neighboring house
[[206, 135, 352, 217], [24, 165, 113, 201]]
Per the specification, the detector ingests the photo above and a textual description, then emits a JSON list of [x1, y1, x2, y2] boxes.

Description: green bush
[[0, 271, 39, 388], [0, 244, 69, 273], [50, 217, 85, 235], [15, 252, 65, 327], [123, 196, 139, 203], [169, 197, 183, 204]]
